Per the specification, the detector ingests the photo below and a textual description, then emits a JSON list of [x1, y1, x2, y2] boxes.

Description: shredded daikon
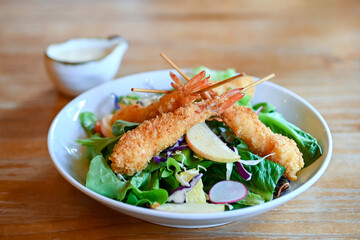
[[238, 153, 275, 165], [226, 162, 233, 180]]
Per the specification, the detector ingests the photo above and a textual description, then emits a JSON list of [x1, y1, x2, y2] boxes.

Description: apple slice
[[178, 170, 207, 203], [154, 203, 225, 213], [186, 123, 240, 163]]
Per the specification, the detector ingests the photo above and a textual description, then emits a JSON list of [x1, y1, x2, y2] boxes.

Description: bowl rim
[[47, 68, 333, 220]]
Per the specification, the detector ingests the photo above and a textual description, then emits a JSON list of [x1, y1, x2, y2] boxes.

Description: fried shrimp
[[201, 81, 304, 180], [110, 89, 245, 176], [221, 105, 304, 180], [111, 70, 211, 124]]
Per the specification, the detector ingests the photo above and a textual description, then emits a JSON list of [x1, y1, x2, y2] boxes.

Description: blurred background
[[1, 0, 358, 132], [0, 0, 359, 238], [2, 1, 358, 87]]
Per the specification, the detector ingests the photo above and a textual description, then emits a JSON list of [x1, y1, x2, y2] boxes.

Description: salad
[[77, 67, 322, 212]]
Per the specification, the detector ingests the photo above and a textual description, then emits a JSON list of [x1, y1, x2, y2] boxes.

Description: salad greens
[[112, 120, 140, 137], [193, 66, 237, 81], [78, 111, 98, 137], [77, 135, 120, 160], [86, 155, 168, 206], [77, 67, 322, 211], [253, 103, 322, 167], [193, 65, 253, 107], [201, 120, 285, 202]]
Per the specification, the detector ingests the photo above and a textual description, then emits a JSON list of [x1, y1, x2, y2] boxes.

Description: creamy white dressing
[[53, 47, 112, 62]]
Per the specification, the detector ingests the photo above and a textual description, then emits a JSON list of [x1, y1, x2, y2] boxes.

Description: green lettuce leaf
[[118, 93, 142, 105], [86, 155, 168, 206], [258, 111, 322, 167], [142, 170, 161, 190], [77, 135, 120, 160], [237, 191, 265, 205], [235, 149, 285, 201], [253, 102, 276, 113], [78, 117, 139, 161], [112, 120, 140, 136], [160, 174, 180, 194], [86, 155, 126, 199], [130, 171, 151, 189], [161, 157, 183, 178], [193, 66, 237, 81], [142, 158, 181, 194], [237, 93, 253, 107], [79, 112, 98, 136], [125, 188, 168, 206], [230, 191, 265, 209], [143, 160, 165, 173]]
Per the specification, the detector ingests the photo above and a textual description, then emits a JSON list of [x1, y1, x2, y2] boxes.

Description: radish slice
[[209, 180, 247, 204]]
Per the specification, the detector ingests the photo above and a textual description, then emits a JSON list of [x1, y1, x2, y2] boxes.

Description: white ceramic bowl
[[44, 36, 128, 97], [47, 69, 332, 228]]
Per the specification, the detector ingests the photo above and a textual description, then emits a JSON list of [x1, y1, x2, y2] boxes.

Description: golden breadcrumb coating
[[110, 89, 244, 176], [221, 105, 304, 180]]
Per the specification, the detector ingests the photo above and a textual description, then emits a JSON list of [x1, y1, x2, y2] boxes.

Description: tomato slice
[[94, 120, 102, 134]]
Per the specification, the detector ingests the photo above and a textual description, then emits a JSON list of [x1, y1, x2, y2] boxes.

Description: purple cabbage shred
[[153, 156, 167, 163], [256, 106, 263, 116], [112, 93, 120, 110], [167, 173, 203, 203], [235, 162, 252, 181], [155, 136, 188, 163], [167, 145, 188, 152], [230, 146, 239, 155]]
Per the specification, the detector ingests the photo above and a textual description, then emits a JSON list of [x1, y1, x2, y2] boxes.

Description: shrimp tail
[[169, 72, 183, 89], [112, 71, 211, 123], [171, 81, 182, 89], [208, 88, 245, 114], [170, 70, 209, 93], [190, 76, 212, 93], [184, 72, 209, 93]]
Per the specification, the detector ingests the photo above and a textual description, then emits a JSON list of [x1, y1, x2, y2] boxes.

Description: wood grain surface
[[0, 0, 359, 239]]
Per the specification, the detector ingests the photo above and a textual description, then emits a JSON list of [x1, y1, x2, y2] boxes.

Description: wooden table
[[1, 0, 359, 239]]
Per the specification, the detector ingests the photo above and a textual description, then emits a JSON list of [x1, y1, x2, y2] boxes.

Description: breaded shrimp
[[200, 80, 304, 180], [111, 70, 211, 124], [110, 89, 245, 176], [221, 105, 304, 180]]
